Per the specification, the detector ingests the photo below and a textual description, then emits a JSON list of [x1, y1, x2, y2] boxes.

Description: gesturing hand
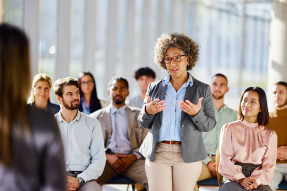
[[179, 97, 203, 116], [145, 95, 165, 115]]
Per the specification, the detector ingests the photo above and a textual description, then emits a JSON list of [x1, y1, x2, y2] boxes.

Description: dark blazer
[[90, 104, 148, 155], [0, 106, 66, 191], [31, 101, 60, 114], [138, 77, 216, 163]]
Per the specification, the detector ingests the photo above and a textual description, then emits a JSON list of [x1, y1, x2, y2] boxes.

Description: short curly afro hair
[[154, 33, 199, 70]]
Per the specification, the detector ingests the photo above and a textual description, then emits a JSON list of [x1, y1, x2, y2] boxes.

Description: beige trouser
[[193, 156, 216, 191], [96, 158, 148, 189], [145, 143, 202, 191]]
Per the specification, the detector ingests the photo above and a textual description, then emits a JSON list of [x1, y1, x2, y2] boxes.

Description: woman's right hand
[[145, 95, 165, 115], [238, 177, 258, 190]]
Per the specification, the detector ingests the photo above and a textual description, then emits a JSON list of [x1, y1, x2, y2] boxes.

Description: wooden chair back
[[216, 149, 223, 184]]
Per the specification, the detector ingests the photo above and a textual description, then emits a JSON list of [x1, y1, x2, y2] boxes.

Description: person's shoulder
[[223, 120, 241, 129], [47, 102, 60, 114], [149, 79, 163, 88], [192, 77, 209, 87], [90, 106, 109, 118], [99, 99, 110, 108], [28, 105, 58, 132], [191, 77, 210, 93], [80, 111, 101, 128], [126, 105, 141, 114], [261, 125, 277, 138], [223, 105, 237, 114]]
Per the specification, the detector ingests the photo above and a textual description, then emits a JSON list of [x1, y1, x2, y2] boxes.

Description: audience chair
[[103, 175, 135, 191]]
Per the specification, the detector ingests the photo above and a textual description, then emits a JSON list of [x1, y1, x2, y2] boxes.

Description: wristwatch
[[77, 177, 85, 187]]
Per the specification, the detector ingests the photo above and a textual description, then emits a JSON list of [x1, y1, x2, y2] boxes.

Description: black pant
[[219, 162, 271, 191]]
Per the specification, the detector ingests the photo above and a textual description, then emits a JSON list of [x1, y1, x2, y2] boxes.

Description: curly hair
[[154, 33, 199, 70]]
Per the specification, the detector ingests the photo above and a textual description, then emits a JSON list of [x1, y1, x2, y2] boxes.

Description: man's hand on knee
[[106, 153, 126, 173], [116, 153, 137, 169], [66, 176, 80, 191], [207, 160, 217, 176]]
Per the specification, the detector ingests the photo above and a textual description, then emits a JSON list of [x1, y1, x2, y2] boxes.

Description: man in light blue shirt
[[54, 77, 106, 191], [195, 73, 237, 191], [90, 77, 148, 190]]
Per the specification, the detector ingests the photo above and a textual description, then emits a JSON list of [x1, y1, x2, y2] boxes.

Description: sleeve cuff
[[255, 178, 261, 185], [203, 157, 212, 165], [233, 172, 246, 181], [133, 152, 142, 159], [191, 107, 204, 122]]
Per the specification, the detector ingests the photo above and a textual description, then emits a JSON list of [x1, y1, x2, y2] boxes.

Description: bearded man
[[269, 81, 287, 191], [54, 77, 106, 191], [194, 73, 237, 191], [90, 76, 148, 191]]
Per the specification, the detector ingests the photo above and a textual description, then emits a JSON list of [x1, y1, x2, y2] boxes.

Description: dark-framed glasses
[[81, 80, 94, 85], [163, 55, 187, 64]]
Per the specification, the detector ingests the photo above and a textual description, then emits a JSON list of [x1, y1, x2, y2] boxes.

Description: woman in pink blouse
[[218, 87, 277, 191]]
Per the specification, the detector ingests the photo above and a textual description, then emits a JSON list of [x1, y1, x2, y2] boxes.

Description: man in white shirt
[[90, 77, 148, 190], [194, 73, 237, 191], [54, 77, 106, 191]]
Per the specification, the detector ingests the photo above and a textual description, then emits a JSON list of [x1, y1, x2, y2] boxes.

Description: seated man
[[269, 81, 287, 191], [128, 67, 156, 108], [54, 77, 106, 191], [195, 74, 237, 191], [90, 76, 148, 190]]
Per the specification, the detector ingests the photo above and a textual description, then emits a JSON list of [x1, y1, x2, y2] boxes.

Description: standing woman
[[78, 72, 104, 114], [27, 73, 60, 114], [138, 33, 216, 191], [0, 23, 66, 190], [218, 87, 277, 191]]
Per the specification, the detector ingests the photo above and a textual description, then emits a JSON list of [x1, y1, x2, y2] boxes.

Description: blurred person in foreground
[[269, 81, 287, 191], [138, 33, 216, 191], [129, 67, 156, 108], [218, 87, 277, 191], [0, 23, 66, 190], [27, 73, 60, 114]]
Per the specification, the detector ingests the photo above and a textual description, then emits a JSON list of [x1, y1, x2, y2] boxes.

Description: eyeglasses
[[163, 55, 187, 64], [81, 80, 94, 85]]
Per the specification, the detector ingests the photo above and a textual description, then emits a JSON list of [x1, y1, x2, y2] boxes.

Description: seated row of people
[[2, 23, 286, 191], [196, 74, 287, 191], [29, 36, 286, 191]]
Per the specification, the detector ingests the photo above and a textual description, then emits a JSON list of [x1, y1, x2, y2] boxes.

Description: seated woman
[[27, 73, 60, 114], [78, 72, 108, 114], [218, 86, 277, 191]]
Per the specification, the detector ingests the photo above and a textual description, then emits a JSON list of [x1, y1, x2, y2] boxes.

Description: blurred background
[[1, 0, 286, 110]]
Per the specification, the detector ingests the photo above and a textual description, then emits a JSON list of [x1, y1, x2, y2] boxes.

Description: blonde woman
[[0, 23, 65, 190], [28, 73, 60, 114]]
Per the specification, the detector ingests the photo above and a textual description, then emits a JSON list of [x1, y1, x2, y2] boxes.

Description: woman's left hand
[[179, 97, 203, 116], [244, 177, 258, 190]]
